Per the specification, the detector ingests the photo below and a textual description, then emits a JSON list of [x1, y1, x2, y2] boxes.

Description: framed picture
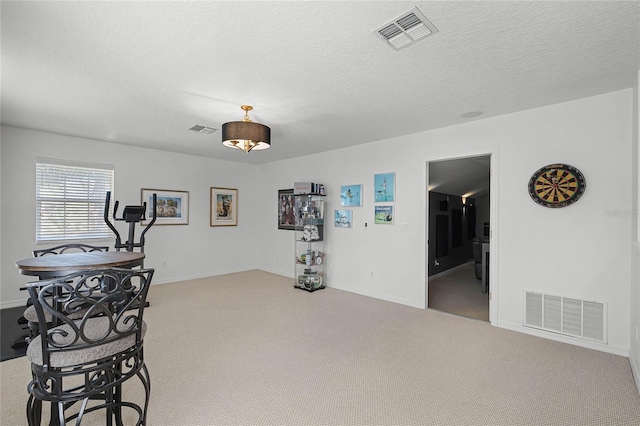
[[334, 209, 352, 228], [278, 189, 296, 230], [141, 189, 189, 225], [340, 184, 362, 207], [374, 205, 394, 224], [211, 187, 238, 226], [374, 172, 395, 202]]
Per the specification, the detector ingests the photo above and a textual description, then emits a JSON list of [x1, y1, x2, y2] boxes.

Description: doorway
[[427, 155, 491, 321]]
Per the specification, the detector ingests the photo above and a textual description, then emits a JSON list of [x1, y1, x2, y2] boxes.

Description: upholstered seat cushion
[[23, 300, 90, 323], [27, 316, 146, 368]]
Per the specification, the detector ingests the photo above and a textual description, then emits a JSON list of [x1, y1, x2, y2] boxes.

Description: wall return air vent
[[373, 7, 438, 51], [524, 291, 606, 343]]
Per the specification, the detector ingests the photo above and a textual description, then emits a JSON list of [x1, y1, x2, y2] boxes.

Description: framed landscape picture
[[141, 188, 189, 225], [340, 184, 362, 207], [374, 172, 395, 202], [211, 187, 238, 226]]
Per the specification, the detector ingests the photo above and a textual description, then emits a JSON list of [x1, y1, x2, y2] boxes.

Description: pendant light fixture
[[221, 105, 271, 153]]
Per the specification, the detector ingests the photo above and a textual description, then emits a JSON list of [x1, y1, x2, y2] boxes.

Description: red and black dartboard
[[528, 163, 586, 208]]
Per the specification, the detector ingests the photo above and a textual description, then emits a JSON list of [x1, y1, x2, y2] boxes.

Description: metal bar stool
[[25, 267, 154, 425]]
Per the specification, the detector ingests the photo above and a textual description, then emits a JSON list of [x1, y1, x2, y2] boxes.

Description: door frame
[[424, 148, 499, 325]]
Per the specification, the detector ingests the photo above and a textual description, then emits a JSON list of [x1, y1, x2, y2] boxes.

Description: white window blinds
[[36, 158, 114, 242]]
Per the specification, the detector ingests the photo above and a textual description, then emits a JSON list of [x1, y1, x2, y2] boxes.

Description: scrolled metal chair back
[[32, 243, 110, 257], [26, 268, 154, 368]]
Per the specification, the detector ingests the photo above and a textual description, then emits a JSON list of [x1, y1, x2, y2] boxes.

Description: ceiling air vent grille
[[188, 125, 217, 134], [373, 7, 438, 51]]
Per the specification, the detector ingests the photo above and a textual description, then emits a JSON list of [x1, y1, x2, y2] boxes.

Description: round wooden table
[[16, 251, 146, 278]]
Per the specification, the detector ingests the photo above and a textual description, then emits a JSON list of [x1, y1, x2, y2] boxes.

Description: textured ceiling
[[2, 1, 639, 165]]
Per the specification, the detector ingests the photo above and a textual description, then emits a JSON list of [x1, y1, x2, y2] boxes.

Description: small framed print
[[340, 184, 362, 207], [141, 188, 189, 225], [334, 209, 352, 228], [211, 187, 238, 226], [374, 205, 394, 224], [374, 173, 395, 202]]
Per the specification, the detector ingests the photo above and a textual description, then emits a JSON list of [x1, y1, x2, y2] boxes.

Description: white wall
[[1, 89, 635, 358], [631, 71, 640, 391], [0, 126, 260, 307], [256, 89, 634, 356], [257, 144, 431, 308]]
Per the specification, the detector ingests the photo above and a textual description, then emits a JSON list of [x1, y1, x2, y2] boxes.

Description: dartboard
[[528, 163, 586, 208]]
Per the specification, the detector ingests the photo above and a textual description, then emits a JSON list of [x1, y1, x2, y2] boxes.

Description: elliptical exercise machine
[[104, 191, 157, 309], [103, 191, 157, 258]]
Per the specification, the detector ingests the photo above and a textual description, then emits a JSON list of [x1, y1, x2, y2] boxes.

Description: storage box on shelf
[[293, 185, 326, 292]]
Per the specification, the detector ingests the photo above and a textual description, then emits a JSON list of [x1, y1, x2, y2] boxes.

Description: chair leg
[[138, 363, 151, 426], [74, 397, 90, 426], [112, 362, 123, 426], [104, 369, 115, 426], [26, 394, 41, 426], [56, 401, 66, 426], [112, 384, 121, 426]]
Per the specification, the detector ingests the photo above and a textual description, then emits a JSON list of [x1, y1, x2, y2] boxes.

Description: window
[[36, 158, 114, 242]]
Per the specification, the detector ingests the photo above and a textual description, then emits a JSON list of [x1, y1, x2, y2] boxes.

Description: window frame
[[35, 158, 115, 243]]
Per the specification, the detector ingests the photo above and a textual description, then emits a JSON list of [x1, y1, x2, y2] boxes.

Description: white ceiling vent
[[188, 125, 217, 134], [373, 7, 438, 51]]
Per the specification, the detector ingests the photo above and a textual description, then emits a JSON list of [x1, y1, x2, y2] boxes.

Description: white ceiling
[[2, 1, 639, 165]]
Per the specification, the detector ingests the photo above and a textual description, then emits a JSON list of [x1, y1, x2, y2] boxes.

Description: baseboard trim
[[150, 266, 264, 286], [0, 299, 27, 309], [257, 267, 294, 279], [631, 352, 640, 396], [327, 282, 423, 309], [1, 267, 260, 308], [499, 320, 629, 357], [6, 267, 635, 364]]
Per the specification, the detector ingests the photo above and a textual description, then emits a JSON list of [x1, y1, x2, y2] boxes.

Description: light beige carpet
[[2, 270, 639, 425]]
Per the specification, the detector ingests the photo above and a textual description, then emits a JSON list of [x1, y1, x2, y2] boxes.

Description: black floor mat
[[1, 306, 29, 361]]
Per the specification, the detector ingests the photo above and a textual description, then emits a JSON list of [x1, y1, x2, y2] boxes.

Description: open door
[[427, 155, 491, 321]]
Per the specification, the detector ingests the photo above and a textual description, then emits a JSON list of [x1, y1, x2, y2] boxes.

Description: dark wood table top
[[16, 251, 145, 278]]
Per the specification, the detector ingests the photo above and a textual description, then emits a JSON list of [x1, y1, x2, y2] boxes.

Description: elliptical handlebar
[[139, 194, 157, 252], [112, 200, 119, 221], [104, 191, 122, 249]]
